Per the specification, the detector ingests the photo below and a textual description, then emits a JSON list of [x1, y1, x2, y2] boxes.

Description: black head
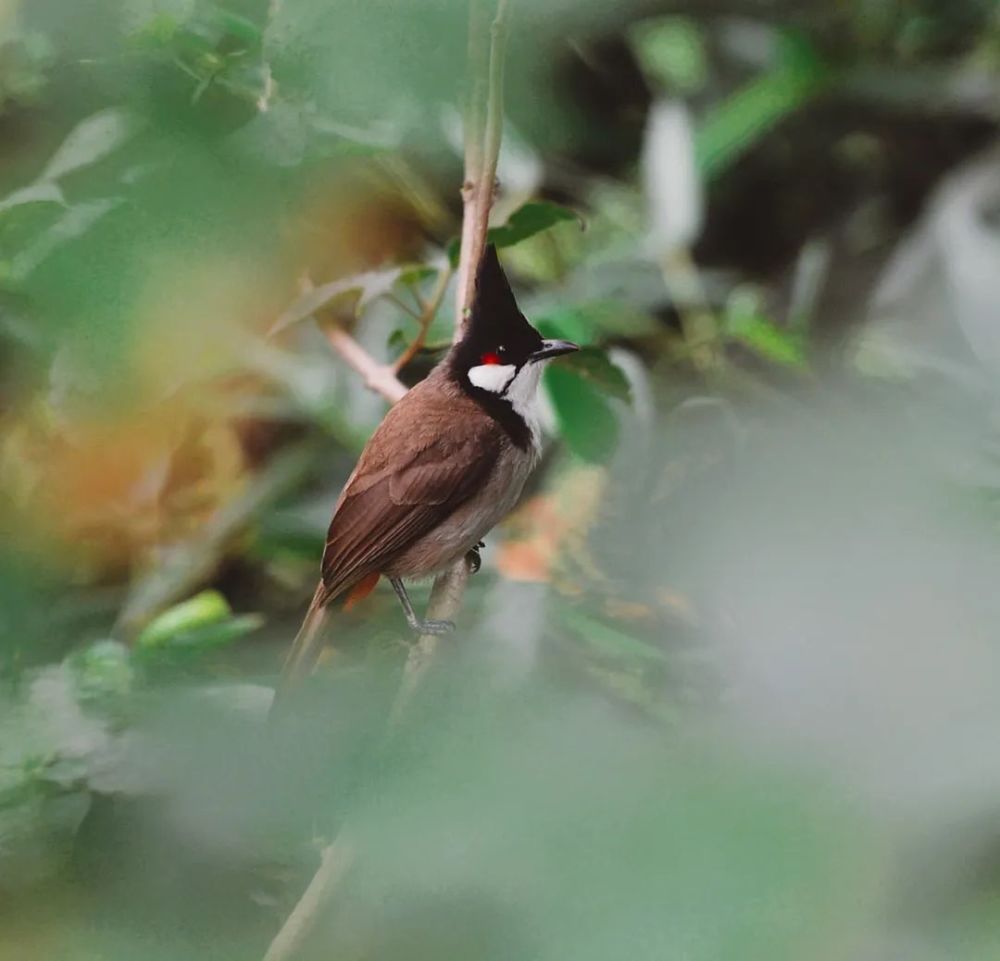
[[449, 244, 577, 383], [447, 245, 578, 449]]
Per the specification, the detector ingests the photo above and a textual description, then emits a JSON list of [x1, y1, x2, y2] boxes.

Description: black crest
[[447, 245, 542, 450], [451, 245, 543, 374]]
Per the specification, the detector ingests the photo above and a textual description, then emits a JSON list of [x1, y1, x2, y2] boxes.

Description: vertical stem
[[454, 0, 510, 340], [260, 5, 513, 959], [261, 839, 354, 961], [396, 0, 511, 707]]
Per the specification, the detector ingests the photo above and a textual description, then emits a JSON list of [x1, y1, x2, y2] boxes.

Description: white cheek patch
[[467, 363, 516, 394]]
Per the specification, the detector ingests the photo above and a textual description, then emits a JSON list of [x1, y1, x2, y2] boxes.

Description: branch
[[262, 837, 354, 961], [396, 0, 509, 694], [453, 0, 509, 340], [392, 264, 453, 373], [295, 274, 406, 403], [262, 4, 510, 957], [388, 551, 475, 727], [320, 323, 406, 403]]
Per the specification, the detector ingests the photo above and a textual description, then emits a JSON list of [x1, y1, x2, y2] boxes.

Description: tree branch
[[453, 0, 508, 340], [261, 3, 510, 958], [262, 837, 354, 961], [388, 550, 475, 728], [396, 0, 509, 704], [319, 323, 407, 403], [294, 272, 407, 403], [392, 264, 453, 374]]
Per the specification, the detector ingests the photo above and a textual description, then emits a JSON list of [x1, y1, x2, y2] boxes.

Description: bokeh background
[[2, 1, 1000, 958]]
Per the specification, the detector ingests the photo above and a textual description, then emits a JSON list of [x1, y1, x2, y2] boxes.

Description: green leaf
[[0, 182, 65, 216], [537, 302, 657, 347], [211, 9, 262, 50], [488, 201, 582, 248], [559, 347, 631, 403], [7, 198, 123, 283], [544, 363, 620, 463], [696, 32, 829, 180], [398, 264, 436, 286], [39, 108, 135, 183], [562, 605, 668, 664], [137, 590, 232, 650], [447, 201, 582, 265], [727, 314, 806, 369], [139, 614, 263, 655], [269, 266, 405, 335], [629, 16, 707, 94], [67, 641, 134, 704]]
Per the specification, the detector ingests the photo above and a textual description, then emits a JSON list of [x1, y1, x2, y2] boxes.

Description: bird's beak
[[531, 338, 579, 362]]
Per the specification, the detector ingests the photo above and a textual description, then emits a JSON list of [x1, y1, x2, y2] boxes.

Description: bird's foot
[[466, 540, 485, 575], [390, 577, 457, 638]]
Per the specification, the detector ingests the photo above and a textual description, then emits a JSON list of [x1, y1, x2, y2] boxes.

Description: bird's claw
[[466, 540, 485, 575]]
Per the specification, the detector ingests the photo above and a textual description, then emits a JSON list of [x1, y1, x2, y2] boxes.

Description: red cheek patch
[[480, 352, 501, 365]]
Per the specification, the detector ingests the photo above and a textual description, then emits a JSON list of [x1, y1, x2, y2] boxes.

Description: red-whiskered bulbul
[[275, 245, 577, 700]]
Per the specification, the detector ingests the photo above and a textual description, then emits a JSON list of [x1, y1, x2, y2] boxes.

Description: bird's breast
[[383, 444, 537, 580]]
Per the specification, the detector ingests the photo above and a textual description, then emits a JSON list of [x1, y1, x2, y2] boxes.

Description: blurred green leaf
[[211, 9, 262, 50], [136, 591, 262, 671], [138, 614, 263, 658], [536, 302, 657, 346], [67, 641, 134, 705], [488, 201, 582, 248], [728, 313, 806, 368], [137, 589, 233, 649], [544, 363, 619, 463], [562, 605, 666, 664], [5, 198, 122, 283], [119, 445, 316, 634], [696, 32, 830, 180], [398, 263, 436, 286], [39, 108, 135, 183], [734, 319, 806, 369], [0, 28, 54, 110], [0, 182, 65, 215], [448, 201, 582, 265], [270, 266, 409, 335], [560, 347, 632, 403], [629, 16, 707, 93]]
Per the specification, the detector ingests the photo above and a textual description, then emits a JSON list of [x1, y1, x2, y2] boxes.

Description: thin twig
[[393, 264, 453, 373], [293, 274, 407, 403], [388, 550, 475, 728], [262, 838, 354, 961], [319, 324, 407, 403], [383, 291, 423, 321], [261, 3, 510, 957], [661, 247, 720, 372], [453, 0, 502, 339]]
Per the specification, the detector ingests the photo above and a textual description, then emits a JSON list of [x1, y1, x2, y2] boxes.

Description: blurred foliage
[[1, 0, 1000, 958]]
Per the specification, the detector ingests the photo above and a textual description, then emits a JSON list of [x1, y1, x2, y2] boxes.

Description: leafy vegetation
[[2, 0, 1000, 959]]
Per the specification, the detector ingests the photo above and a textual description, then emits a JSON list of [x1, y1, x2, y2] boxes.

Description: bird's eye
[[497, 344, 506, 354], [480, 352, 501, 366]]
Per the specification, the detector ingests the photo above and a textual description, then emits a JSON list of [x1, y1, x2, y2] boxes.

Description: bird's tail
[[269, 572, 382, 719], [269, 580, 329, 718]]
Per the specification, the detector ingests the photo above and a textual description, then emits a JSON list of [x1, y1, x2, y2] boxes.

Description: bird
[[274, 244, 578, 703]]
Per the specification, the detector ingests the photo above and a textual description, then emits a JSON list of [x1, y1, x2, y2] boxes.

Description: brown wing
[[318, 410, 501, 603]]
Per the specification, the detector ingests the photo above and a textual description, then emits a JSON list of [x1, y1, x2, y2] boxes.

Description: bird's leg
[[466, 539, 485, 575], [389, 577, 455, 636]]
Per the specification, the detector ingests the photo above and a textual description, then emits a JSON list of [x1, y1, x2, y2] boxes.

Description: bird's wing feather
[[319, 418, 502, 601]]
